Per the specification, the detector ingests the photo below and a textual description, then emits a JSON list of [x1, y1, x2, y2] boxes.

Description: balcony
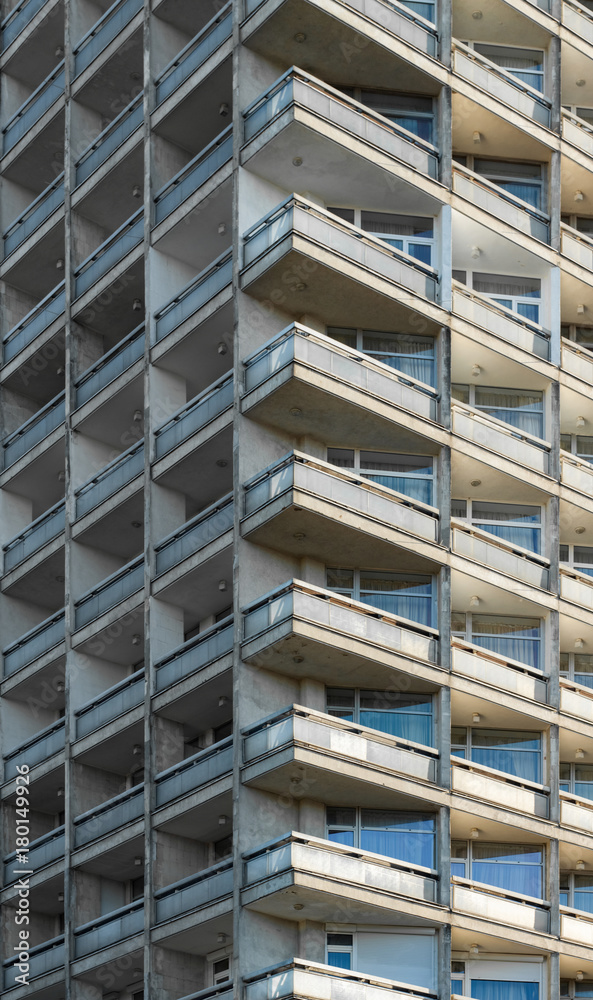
[[563, 109, 593, 160], [2, 282, 65, 364], [452, 281, 550, 360], [452, 877, 549, 933], [452, 401, 550, 476], [155, 3, 232, 106], [451, 756, 549, 817], [3, 173, 64, 258], [561, 222, 593, 275], [74, 210, 143, 300], [244, 960, 437, 1000], [3, 935, 64, 990], [154, 373, 232, 460], [242, 68, 439, 185], [562, 338, 593, 385], [74, 557, 144, 630], [241, 198, 439, 324], [1, 0, 49, 51], [561, 906, 593, 947], [452, 638, 547, 703], [4, 718, 65, 781], [563, 0, 593, 47], [452, 42, 551, 128], [75, 324, 144, 408], [75, 442, 144, 520], [155, 494, 234, 577], [561, 790, 593, 834], [74, 785, 144, 848], [75, 94, 143, 187], [2, 609, 64, 678], [3, 825, 64, 885], [155, 616, 233, 692], [2, 61, 64, 155], [452, 164, 549, 244], [74, 900, 144, 958], [3, 500, 65, 573], [154, 250, 232, 344], [560, 565, 593, 611], [451, 519, 550, 591], [155, 127, 232, 225], [2, 392, 65, 471], [242, 453, 441, 567], [74, 668, 144, 739], [154, 860, 233, 923], [242, 581, 438, 683], [179, 987, 233, 1000], [73, 0, 143, 79], [155, 737, 233, 807], [560, 450, 593, 497], [242, 706, 438, 798], [242, 323, 440, 444], [560, 678, 593, 724], [242, 833, 438, 916]]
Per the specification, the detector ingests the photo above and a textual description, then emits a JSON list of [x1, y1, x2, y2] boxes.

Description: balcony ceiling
[[3, 872, 64, 914], [73, 609, 145, 665], [561, 270, 593, 325], [452, 213, 550, 279], [73, 30, 143, 116], [2, 115, 65, 191], [451, 567, 549, 617], [451, 330, 550, 391], [155, 788, 232, 841], [154, 912, 232, 956], [3, 438, 65, 509], [73, 832, 144, 880], [154, 177, 233, 271], [74, 492, 145, 560], [450, 807, 548, 845], [2, 761, 65, 814], [153, 0, 216, 36], [153, 59, 233, 156], [73, 717, 144, 773], [4, 6, 65, 86], [2, 221, 66, 300], [452, 93, 551, 161], [453, 0, 551, 49], [451, 447, 552, 505], [562, 43, 593, 107], [2, 545, 65, 610], [154, 300, 232, 401], [451, 686, 548, 733], [74, 145, 144, 233], [74, 374, 143, 449]]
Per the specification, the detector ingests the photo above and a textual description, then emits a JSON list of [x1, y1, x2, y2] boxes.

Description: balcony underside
[[0, 435, 65, 498], [153, 175, 233, 273], [153, 421, 232, 511], [72, 711, 143, 773], [153, 779, 232, 839], [72, 486, 145, 559], [151, 899, 233, 954], [72, 828, 144, 880], [2, 111, 65, 190], [152, 58, 232, 154], [153, 542, 233, 629], [242, 489, 444, 572], [1, 538, 65, 608], [451, 430, 554, 499], [451, 87, 554, 156]]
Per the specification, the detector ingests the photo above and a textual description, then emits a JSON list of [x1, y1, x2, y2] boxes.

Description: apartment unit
[[2, 0, 593, 998]]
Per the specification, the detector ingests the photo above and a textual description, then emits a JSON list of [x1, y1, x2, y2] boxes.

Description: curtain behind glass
[[472, 982, 539, 1000], [472, 843, 543, 897], [471, 730, 541, 782]]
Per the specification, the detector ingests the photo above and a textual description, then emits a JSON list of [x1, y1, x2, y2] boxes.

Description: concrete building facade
[[1, 0, 593, 998]]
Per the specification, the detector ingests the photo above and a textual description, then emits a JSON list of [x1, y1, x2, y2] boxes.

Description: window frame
[[467, 40, 546, 94], [560, 432, 593, 465], [326, 446, 435, 505], [560, 542, 593, 577], [326, 805, 437, 868], [452, 610, 544, 671], [560, 761, 593, 801], [451, 839, 545, 900], [327, 206, 436, 266], [326, 686, 434, 746], [456, 154, 545, 212], [452, 270, 542, 325], [560, 651, 593, 690], [452, 497, 543, 555], [451, 725, 544, 784], [325, 325, 437, 388], [326, 567, 437, 628], [560, 871, 593, 915], [452, 381, 545, 439]]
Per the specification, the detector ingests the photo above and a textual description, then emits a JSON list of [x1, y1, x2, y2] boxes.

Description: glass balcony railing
[[452, 42, 551, 128], [75, 324, 144, 407], [155, 3, 232, 106], [243, 581, 438, 664], [74, 210, 143, 299], [452, 518, 550, 591], [452, 402, 550, 475], [452, 164, 550, 243], [74, 558, 144, 629], [2, 0, 48, 51], [74, 901, 144, 957], [2, 392, 65, 470], [4, 826, 65, 885], [243, 197, 438, 302], [178, 986, 233, 1000], [563, 108, 593, 159], [155, 127, 232, 223], [243, 69, 439, 180], [3, 174, 64, 257], [75, 441, 144, 518], [244, 960, 437, 1000], [154, 372, 232, 459], [155, 249, 232, 342], [155, 616, 233, 692], [4, 719, 65, 780], [562, 222, 593, 270], [3, 935, 64, 989], [75, 668, 144, 738], [155, 494, 233, 575], [155, 737, 233, 808], [451, 280, 550, 360], [2, 610, 65, 678], [452, 637, 547, 703], [3, 61, 65, 154], [154, 860, 233, 923], [74, 785, 144, 847], [2, 282, 65, 364], [3, 500, 65, 573], [73, 0, 143, 78], [75, 94, 143, 186]]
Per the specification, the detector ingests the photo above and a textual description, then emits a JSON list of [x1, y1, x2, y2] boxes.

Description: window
[[560, 872, 593, 914], [452, 960, 466, 994], [452, 499, 542, 554], [453, 959, 543, 1000], [452, 727, 542, 783], [359, 90, 435, 143], [452, 612, 543, 671], [326, 929, 436, 990], [561, 979, 593, 998], [212, 957, 231, 984], [560, 652, 593, 689], [452, 383, 544, 438], [563, 105, 593, 127], [472, 158, 544, 210], [327, 568, 435, 627], [451, 841, 544, 898], [561, 324, 593, 352], [326, 326, 436, 386], [561, 434, 593, 465], [328, 208, 434, 266], [560, 762, 593, 801], [560, 544, 593, 577], [327, 807, 435, 867], [327, 448, 434, 505], [326, 687, 433, 745], [327, 932, 353, 969], [452, 272, 542, 325], [401, 0, 435, 21], [473, 43, 544, 92], [562, 215, 593, 237]]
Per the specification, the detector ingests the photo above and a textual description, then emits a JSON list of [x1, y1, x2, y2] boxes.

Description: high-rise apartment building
[[2, 0, 593, 998]]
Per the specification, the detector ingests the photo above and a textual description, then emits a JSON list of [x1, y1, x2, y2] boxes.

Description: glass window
[[472, 981, 539, 1000], [560, 544, 593, 577], [473, 158, 544, 210], [474, 43, 544, 92], [452, 840, 544, 898], [360, 90, 435, 143], [452, 383, 544, 438], [327, 326, 436, 386], [452, 499, 542, 554], [327, 568, 434, 627], [561, 324, 593, 352], [560, 762, 593, 801], [326, 807, 436, 867], [327, 447, 434, 504], [326, 932, 353, 969], [560, 652, 593, 689], [458, 271, 542, 324], [326, 687, 433, 745], [360, 211, 433, 265], [561, 434, 593, 464], [453, 611, 543, 671], [452, 727, 542, 783]]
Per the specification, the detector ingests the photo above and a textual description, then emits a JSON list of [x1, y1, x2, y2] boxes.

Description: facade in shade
[[3, 0, 593, 999]]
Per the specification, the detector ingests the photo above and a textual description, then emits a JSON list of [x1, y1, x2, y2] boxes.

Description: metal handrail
[[2, 60, 64, 132]]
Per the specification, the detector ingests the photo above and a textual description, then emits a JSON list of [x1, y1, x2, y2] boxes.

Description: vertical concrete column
[[548, 838, 560, 939], [549, 952, 560, 1000], [549, 723, 560, 825], [438, 924, 452, 1000]]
